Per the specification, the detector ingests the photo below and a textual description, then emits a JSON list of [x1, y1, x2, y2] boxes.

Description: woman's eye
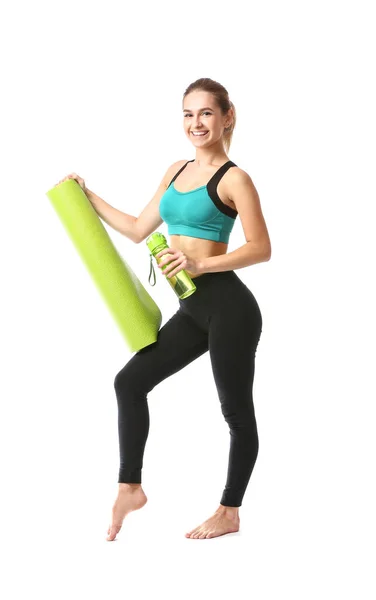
[[184, 112, 212, 117]]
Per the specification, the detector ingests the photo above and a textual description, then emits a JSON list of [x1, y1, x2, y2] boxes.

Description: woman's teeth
[[192, 131, 208, 137]]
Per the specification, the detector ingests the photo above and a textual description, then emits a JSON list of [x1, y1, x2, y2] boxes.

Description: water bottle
[[146, 232, 196, 299]]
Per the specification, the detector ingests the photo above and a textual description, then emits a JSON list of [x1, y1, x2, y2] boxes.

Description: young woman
[[58, 77, 271, 541]]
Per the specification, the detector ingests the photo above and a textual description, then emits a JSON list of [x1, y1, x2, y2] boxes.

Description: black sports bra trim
[[167, 159, 238, 220]]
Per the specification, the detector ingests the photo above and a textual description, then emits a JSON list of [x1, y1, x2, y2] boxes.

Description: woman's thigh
[[208, 300, 262, 412], [114, 308, 209, 394]]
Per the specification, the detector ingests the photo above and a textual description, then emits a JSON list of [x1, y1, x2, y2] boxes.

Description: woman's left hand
[[156, 247, 203, 279]]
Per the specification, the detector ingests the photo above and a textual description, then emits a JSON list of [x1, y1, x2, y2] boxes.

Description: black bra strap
[[206, 160, 237, 187], [167, 160, 195, 188], [207, 161, 238, 219]]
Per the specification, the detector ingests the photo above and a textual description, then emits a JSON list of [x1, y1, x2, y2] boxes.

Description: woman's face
[[182, 90, 230, 148]]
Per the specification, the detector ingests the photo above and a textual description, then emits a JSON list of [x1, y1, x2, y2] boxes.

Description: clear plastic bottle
[[146, 232, 196, 299]]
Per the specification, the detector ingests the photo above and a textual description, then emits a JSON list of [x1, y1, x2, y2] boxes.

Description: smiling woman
[[71, 77, 272, 542]]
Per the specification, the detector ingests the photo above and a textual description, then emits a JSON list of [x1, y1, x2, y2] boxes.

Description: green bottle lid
[[146, 232, 167, 254]]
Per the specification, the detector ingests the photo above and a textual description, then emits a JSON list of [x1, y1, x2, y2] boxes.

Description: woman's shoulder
[[222, 163, 259, 204], [228, 162, 255, 184], [168, 158, 191, 172], [163, 159, 191, 183]]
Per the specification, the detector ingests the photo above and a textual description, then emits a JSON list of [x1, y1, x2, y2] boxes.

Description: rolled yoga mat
[[46, 179, 162, 353]]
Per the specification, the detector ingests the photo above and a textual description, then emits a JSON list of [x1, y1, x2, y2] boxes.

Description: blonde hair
[[183, 77, 236, 153]]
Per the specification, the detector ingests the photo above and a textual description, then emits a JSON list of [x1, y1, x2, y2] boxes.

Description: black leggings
[[114, 270, 263, 507]]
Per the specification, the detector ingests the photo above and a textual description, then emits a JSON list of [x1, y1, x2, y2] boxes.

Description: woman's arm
[[199, 240, 270, 273], [85, 188, 139, 242], [201, 168, 271, 273], [86, 160, 187, 244]]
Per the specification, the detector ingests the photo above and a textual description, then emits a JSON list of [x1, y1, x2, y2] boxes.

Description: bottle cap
[[146, 232, 167, 254]]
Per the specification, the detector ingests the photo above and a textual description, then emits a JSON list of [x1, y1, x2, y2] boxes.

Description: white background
[[1, 0, 375, 598]]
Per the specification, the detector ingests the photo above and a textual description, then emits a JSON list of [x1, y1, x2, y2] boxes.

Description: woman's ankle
[[119, 482, 142, 490], [217, 504, 240, 518]]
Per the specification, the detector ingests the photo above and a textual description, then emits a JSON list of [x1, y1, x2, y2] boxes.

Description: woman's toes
[[198, 531, 207, 539], [107, 525, 121, 541]]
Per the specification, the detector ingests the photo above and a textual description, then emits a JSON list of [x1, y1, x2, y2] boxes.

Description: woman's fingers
[[159, 254, 179, 268], [159, 255, 186, 275], [55, 173, 85, 189]]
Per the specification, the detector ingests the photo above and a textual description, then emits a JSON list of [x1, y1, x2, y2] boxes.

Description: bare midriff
[[168, 234, 228, 279]]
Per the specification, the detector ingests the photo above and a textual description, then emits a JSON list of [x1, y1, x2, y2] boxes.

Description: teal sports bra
[[159, 159, 238, 244]]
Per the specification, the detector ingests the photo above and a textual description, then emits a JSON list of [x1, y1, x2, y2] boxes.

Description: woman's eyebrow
[[183, 107, 214, 112]]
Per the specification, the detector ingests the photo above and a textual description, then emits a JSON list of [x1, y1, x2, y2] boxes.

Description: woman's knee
[[221, 401, 258, 430], [114, 363, 146, 397]]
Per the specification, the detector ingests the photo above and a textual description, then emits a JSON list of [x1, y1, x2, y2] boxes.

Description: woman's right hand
[[55, 172, 86, 191]]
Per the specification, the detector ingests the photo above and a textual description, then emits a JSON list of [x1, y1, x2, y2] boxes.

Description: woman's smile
[[191, 130, 209, 137]]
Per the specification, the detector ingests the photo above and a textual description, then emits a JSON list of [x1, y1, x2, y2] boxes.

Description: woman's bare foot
[[185, 504, 240, 539], [106, 483, 147, 541]]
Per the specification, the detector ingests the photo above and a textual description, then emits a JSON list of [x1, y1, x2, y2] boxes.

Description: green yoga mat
[[46, 179, 162, 353]]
